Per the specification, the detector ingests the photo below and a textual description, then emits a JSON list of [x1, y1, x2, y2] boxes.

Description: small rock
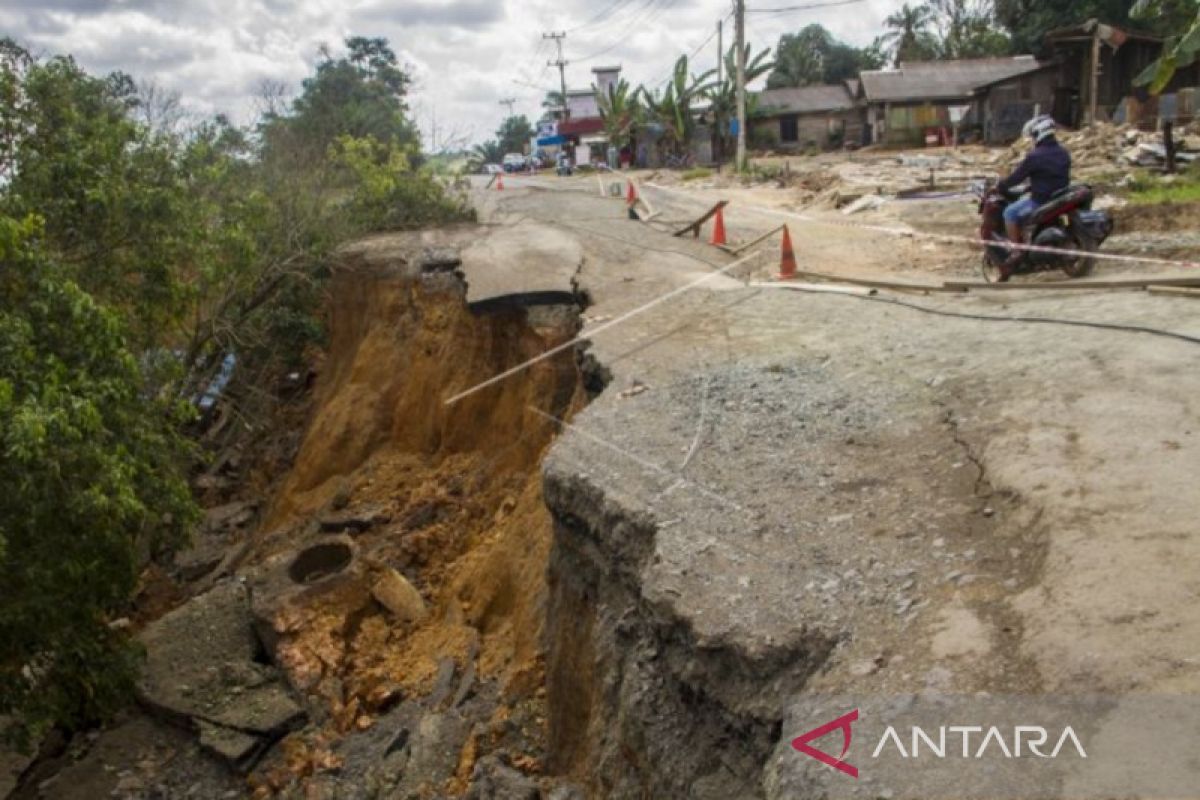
[[982, 507, 995, 517], [548, 785, 587, 800], [849, 660, 879, 677], [371, 568, 427, 623], [932, 537, 946, 548]]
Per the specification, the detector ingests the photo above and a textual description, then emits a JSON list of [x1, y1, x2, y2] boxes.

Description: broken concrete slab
[[318, 505, 391, 534], [196, 720, 264, 770], [245, 535, 365, 645], [203, 500, 257, 532], [465, 755, 540, 800], [136, 580, 305, 766]]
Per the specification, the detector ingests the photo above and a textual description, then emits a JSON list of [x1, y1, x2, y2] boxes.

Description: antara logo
[[791, 709, 860, 778], [791, 708, 1088, 779]]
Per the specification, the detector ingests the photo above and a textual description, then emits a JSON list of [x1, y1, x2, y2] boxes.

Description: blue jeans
[[1003, 196, 1037, 226]]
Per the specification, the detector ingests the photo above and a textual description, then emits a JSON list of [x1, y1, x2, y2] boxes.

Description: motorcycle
[[973, 179, 1114, 282]]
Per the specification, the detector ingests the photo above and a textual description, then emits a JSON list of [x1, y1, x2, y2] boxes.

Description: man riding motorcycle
[[996, 115, 1071, 281]]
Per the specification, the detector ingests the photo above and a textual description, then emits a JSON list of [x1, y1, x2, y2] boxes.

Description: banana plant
[[706, 44, 773, 160], [595, 78, 641, 148], [1132, 0, 1200, 94], [638, 55, 715, 157]]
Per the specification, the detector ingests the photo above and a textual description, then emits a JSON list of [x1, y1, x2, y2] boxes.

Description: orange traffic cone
[[626, 180, 637, 204], [779, 225, 797, 279], [496, 173, 505, 191], [710, 206, 727, 246]]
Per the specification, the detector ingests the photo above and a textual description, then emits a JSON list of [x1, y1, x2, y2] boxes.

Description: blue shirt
[[999, 138, 1072, 203]]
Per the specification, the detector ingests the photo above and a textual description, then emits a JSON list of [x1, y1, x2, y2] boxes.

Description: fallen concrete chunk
[[418, 247, 463, 273], [319, 505, 391, 534], [841, 194, 888, 215], [204, 501, 256, 532], [196, 720, 265, 771], [465, 755, 540, 800], [371, 567, 427, 623], [137, 581, 306, 759]]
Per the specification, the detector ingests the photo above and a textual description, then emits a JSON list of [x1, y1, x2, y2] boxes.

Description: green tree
[[541, 89, 565, 117], [881, 3, 940, 63], [495, 115, 534, 154], [261, 36, 418, 166], [0, 217, 198, 748], [926, 0, 1011, 58], [996, 0, 1198, 54], [767, 25, 831, 87], [0, 34, 471, 747], [467, 140, 504, 170], [766, 25, 880, 88]]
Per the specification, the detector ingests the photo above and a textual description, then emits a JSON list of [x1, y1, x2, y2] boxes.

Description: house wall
[[753, 109, 863, 150], [872, 99, 981, 145], [981, 70, 1059, 143], [566, 94, 599, 120], [1053, 38, 1200, 126]]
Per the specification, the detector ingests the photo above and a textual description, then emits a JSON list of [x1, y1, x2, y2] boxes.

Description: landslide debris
[[228, 236, 589, 795]]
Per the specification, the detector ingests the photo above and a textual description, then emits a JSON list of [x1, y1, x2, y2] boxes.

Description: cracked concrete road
[[469, 173, 1200, 794]]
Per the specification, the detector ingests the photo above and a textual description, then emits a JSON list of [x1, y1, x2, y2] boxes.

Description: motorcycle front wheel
[[980, 242, 1008, 283]]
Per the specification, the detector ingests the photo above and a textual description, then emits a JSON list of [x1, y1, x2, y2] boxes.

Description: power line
[[566, 0, 647, 33], [641, 10, 732, 91], [746, 0, 865, 13], [572, 0, 678, 63]]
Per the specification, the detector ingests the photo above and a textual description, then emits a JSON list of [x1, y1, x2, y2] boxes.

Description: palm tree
[[467, 140, 503, 171], [595, 78, 640, 148], [880, 3, 938, 64], [765, 26, 828, 88]]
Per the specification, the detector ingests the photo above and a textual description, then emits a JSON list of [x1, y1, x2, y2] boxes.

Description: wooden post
[[1088, 29, 1101, 126], [1164, 121, 1177, 175]]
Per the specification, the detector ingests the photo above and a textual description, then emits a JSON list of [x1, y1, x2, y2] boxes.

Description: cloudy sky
[[1, 0, 909, 148]]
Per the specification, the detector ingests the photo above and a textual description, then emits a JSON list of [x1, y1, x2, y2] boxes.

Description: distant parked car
[[482, 163, 502, 175], [502, 153, 526, 172]]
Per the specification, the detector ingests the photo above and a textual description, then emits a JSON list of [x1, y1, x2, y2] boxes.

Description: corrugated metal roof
[[756, 84, 856, 114], [859, 56, 1043, 102]]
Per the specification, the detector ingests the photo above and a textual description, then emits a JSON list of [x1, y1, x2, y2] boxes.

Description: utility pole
[[735, 0, 746, 171], [716, 18, 724, 165], [544, 31, 569, 120], [717, 19, 723, 86], [498, 97, 516, 118]]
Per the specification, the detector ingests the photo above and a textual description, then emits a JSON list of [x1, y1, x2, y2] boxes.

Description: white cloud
[[3, 0, 911, 147]]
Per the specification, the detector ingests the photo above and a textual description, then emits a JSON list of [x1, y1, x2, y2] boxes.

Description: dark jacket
[[999, 137, 1071, 203]]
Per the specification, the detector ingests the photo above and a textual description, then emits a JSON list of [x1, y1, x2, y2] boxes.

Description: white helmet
[[1022, 114, 1056, 144]]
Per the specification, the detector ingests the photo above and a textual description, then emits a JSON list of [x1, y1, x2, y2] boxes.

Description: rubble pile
[[1003, 121, 1200, 175]]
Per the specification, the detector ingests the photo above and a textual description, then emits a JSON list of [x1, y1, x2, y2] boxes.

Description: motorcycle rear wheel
[[1061, 215, 1097, 278]]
